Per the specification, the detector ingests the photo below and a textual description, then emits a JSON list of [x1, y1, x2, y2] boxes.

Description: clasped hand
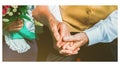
[[51, 22, 88, 56]]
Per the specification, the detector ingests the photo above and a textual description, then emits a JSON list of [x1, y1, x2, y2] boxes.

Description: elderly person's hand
[[32, 6, 61, 50], [55, 23, 80, 56], [6, 19, 23, 32], [52, 22, 70, 50], [63, 32, 89, 52]]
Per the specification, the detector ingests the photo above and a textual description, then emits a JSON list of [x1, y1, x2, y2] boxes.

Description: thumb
[[51, 25, 60, 41], [63, 35, 80, 42], [53, 30, 60, 41]]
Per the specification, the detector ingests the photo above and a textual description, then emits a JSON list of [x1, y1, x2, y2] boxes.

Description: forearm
[[32, 6, 59, 27], [84, 10, 118, 46]]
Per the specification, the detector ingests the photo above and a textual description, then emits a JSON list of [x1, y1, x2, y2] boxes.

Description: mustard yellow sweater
[[60, 5, 117, 32]]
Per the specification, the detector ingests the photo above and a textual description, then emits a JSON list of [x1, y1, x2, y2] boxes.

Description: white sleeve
[[48, 5, 62, 22], [84, 10, 118, 46]]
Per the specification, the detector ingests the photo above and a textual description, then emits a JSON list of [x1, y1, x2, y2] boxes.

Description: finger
[[63, 35, 79, 42], [70, 42, 74, 47], [73, 48, 80, 54], [15, 28, 22, 31], [9, 21, 17, 27], [15, 23, 23, 28], [57, 40, 65, 48], [52, 26, 60, 41], [9, 28, 22, 31], [71, 40, 84, 51], [76, 48, 80, 51], [65, 48, 80, 55], [64, 49, 77, 56], [66, 40, 83, 51], [58, 23, 64, 38], [71, 51, 78, 55], [58, 22, 69, 41], [62, 42, 70, 50], [65, 42, 73, 49], [64, 50, 73, 56], [62, 41, 74, 50], [7, 25, 21, 31], [12, 20, 23, 28], [59, 49, 73, 56], [59, 49, 66, 55]]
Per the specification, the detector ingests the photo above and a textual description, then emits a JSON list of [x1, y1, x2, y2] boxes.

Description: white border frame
[[0, 0, 119, 67]]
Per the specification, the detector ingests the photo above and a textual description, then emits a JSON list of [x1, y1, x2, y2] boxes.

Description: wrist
[[81, 32, 89, 46], [48, 15, 59, 27]]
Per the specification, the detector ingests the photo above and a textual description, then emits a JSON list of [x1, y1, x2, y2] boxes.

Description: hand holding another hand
[[63, 32, 89, 51], [47, 15, 88, 56], [59, 32, 88, 56], [52, 22, 79, 56]]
